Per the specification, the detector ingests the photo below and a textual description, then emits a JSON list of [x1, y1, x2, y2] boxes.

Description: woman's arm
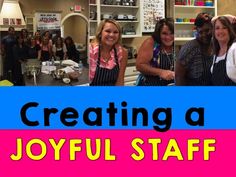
[[89, 43, 98, 82], [63, 44, 67, 60], [136, 37, 174, 80], [115, 47, 128, 86], [175, 60, 187, 85], [38, 49, 41, 60], [49, 44, 53, 59], [52, 44, 56, 59]]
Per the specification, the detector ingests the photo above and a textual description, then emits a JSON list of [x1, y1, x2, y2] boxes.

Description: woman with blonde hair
[[89, 19, 128, 86], [38, 36, 52, 61]]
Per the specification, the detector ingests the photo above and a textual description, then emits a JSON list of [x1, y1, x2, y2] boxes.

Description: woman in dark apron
[[27, 37, 41, 59], [89, 19, 128, 86], [212, 52, 236, 85], [136, 18, 175, 86], [65, 36, 79, 62], [212, 16, 236, 86], [13, 35, 28, 86], [90, 46, 119, 85]]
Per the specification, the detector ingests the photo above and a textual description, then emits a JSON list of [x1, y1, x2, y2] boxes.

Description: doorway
[[61, 13, 89, 65]]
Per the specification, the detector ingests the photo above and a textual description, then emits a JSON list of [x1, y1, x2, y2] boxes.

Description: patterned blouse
[[177, 39, 213, 85], [89, 43, 123, 82]]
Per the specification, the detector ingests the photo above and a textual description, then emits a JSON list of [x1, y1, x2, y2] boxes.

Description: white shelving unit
[[25, 15, 36, 36], [174, 0, 217, 44], [89, 0, 142, 39], [89, 1, 99, 38]]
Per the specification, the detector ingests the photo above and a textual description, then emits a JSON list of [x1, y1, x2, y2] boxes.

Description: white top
[[211, 42, 236, 83], [52, 44, 67, 53], [226, 42, 236, 82]]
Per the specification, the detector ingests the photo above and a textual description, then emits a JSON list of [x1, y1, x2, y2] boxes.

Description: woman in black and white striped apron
[[136, 18, 175, 86], [136, 42, 175, 86], [90, 46, 119, 86], [212, 16, 236, 86], [89, 19, 128, 86]]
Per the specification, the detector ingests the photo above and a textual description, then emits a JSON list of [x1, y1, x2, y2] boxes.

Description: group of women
[[1, 28, 80, 85], [89, 14, 236, 86], [28, 30, 79, 62]]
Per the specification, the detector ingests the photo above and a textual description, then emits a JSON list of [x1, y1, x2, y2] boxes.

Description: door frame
[[61, 13, 89, 63]]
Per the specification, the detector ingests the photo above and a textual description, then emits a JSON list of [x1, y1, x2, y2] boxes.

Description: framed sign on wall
[[35, 12, 61, 30], [141, 0, 165, 33]]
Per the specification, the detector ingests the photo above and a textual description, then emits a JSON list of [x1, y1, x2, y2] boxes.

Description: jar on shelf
[[195, 0, 205, 6], [205, 0, 214, 6]]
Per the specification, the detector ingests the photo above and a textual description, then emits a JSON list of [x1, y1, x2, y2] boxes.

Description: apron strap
[[98, 44, 119, 67]]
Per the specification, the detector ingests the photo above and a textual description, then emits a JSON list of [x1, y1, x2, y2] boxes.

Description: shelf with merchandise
[[175, 22, 194, 25], [89, 0, 99, 38], [100, 4, 139, 9], [89, 0, 142, 39], [174, 0, 215, 7], [174, 5, 215, 8], [174, 0, 217, 45]]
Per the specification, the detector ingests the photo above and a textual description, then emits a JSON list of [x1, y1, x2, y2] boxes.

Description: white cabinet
[[89, 0, 142, 39], [174, 0, 217, 44], [25, 15, 36, 36], [124, 66, 139, 86]]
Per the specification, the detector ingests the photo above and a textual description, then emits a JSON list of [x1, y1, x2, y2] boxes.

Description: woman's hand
[[159, 70, 175, 80]]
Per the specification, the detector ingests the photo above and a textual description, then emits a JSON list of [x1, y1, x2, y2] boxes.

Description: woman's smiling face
[[214, 19, 230, 44], [160, 25, 174, 47], [101, 22, 120, 47]]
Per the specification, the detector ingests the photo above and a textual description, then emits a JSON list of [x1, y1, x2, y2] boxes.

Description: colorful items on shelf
[[175, 28, 198, 38], [176, 18, 195, 23], [175, 0, 213, 6], [205, 0, 214, 6], [195, 0, 204, 6], [176, 18, 183, 22]]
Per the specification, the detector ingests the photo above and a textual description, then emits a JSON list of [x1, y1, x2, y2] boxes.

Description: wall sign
[[35, 12, 61, 30], [141, 0, 165, 33], [2, 18, 21, 26], [3, 18, 9, 25]]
